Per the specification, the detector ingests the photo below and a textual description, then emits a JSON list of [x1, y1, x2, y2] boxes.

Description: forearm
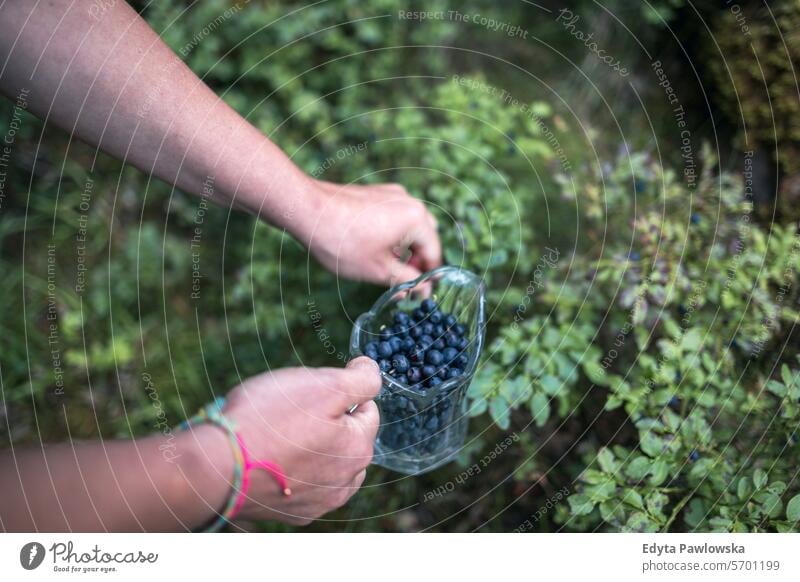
[[0, 425, 232, 532], [0, 0, 319, 242]]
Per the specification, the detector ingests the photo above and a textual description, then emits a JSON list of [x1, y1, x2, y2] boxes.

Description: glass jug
[[350, 266, 486, 474]]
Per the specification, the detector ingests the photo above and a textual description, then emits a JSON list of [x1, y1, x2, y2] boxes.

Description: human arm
[[0, 358, 381, 531], [0, 0, 441, 284]]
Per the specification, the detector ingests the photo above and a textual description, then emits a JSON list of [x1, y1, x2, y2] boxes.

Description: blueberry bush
[[2, 0, 799, 532]]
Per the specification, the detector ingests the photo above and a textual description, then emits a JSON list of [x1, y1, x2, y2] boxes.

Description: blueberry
[[422, 322, 434, 335], [434, 324, 445, 337], [445, 332, 460, 347], [412, 308, 425, 321], [443, 347, 458, 363], [447, 367, 462, 379], [419, 335, 434, 350], [409, 325, 423, 339], [422, 365, 436, 379], [409, 347, 424, 364], [457, 354, 468, 367], [425, 416, 439, 431], [433, 339, 446, 351], [407, 367, 422, 385], [394, 311, 410, 326], [458, 337, 469, 350], [393, 324, 408, 336], [379, 328, 394, 341], [364, 342, 379, 360], [429, 310, 443, 324], [454, 323, 466, 336], [389, 337, 403, 353], [444, 314, 457, 328], [426, 349, 443, 366], [427, 376, 443, 388], [377, 341, 393, 358], [402, 337, 416, 353], [392, 354, 410, 374], [378, 359, 391, 372], [437, 366, 448, 379], [689, 450, 700, 462], [421, 298, 437, 312]]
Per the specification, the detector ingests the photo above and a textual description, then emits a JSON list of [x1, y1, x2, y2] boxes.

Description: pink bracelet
[[180, 398, 291, 530], [229, 431, 292, 520]]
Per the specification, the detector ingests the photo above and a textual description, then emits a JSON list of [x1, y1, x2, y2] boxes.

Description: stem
[[663, 491, 693, 532]]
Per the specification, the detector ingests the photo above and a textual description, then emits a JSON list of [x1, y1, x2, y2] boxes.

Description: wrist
[[277, 176, 330, 249], [173, 423, 235, 529]]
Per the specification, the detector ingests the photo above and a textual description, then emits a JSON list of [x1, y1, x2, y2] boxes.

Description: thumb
[[341, 357, 382, 406]]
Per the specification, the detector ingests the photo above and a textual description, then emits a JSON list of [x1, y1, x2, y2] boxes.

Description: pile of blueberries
[[362, 298, 471, 390], [362, 298, 472, 457]]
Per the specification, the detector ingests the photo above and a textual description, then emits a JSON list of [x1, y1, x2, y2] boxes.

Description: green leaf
[[469, 398, 488, 417], [663, 317, 681, 339], [689, 458, 714, 481], [786, 494, 800, 521], [625, 511, 659, 532], [568, 494, 594, 516], [500, 376, 532, 404], [597, 447, 618, 473], [684, 498, 706, 529], [646, 492, 669, 518], [583, 360, 610, 386], [737, 477, 752, 500], [754, 469, 768, 490], [585, 480, 617, 503], [640, 432, 664, 457], [681, 328, 703, 352], [649, 460, 670, 486], [539, 374, 562, 396], [599, 500, 625, 524], [762, 493, 783, 518], [781, 364, 795, 389], [766, 380, 787, 398], [626, 456, 651, 480], [489, 397, 510, 429], [530, 392, 550, 427], [622, 489, 644, 510]]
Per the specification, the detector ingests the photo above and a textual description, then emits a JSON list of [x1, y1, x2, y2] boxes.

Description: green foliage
[[469, 145, 800, 532]]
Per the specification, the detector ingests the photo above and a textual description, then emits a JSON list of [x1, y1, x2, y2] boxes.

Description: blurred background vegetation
[[2, 0, 800, 531]]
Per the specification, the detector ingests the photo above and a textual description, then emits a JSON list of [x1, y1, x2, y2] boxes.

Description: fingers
[[327, 357, 381, 411], [348, 399, 380, 442], [388, 260, 423, 287], [410, 218, 442, 272]]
